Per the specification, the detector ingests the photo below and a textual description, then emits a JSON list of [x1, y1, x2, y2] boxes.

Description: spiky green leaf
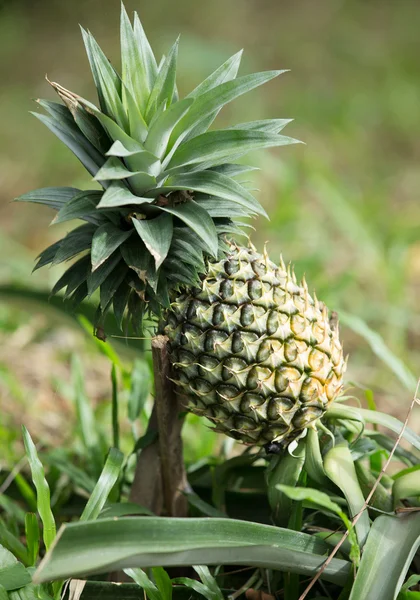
[[91, 223, 133, 270], [167, 129, 300, 170], [158, 201, 218, 257], [14, 187, 81, 210], [145, 38, 179, 121], [168, 70, 286, 149], [132, 213, 173, 269], [52, 190, 102, 224], [145, 98, 194, 158], [156, 170, 266, 217]]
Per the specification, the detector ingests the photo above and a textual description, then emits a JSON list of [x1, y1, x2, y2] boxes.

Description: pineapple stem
[[129, 335, 188, 517]]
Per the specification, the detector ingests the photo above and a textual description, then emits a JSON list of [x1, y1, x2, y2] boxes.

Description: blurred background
[[1, 0, 420, 461]]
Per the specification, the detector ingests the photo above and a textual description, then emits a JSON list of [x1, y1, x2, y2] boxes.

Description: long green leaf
[[80, 448, 124, 521], [0, 545, 31, 591], [91, 223, 132, 270], [158, 201, 218, 257], [392, 471, 420, 507], [349, 513, 420, 600], [266, 442, 306, 526], [22, 427, 56, 551], [124, 568, 161, 600], [145, 98, 194, 158], [0, 519, 29, 565], [145, 38, 179, 121], [32, 111, 105, 177], [227, 118, 293, 133], [187, 50, 243, 99], [169, 70, 286, 149], [52, 190, 102, 224], [25, 513, 40, 567], [133, 12, 158, 92], [97, 181, 155, 208], [167, 129, 300, 170], [120, 3, 150, 114], [132, 213, 173, 269], [14, 187, 81, 210], [327, 404, 420, 452], [33, 517, 350, 585], [323, 442, 370, 546], [156, 170, 266, 217]]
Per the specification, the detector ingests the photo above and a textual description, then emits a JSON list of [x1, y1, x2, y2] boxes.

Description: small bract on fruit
[[165, 245, 346, 446]]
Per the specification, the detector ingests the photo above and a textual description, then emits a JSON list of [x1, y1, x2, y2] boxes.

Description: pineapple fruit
[[18, 5, 346, 446]]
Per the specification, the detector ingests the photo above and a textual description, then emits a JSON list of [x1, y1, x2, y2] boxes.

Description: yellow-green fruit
[[164, 245, 346, 446]]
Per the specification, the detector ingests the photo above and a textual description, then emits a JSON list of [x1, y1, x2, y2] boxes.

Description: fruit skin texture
[[164, 245, 346, 446]]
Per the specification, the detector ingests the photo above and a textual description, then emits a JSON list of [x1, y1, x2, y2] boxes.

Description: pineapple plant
[[18, 4, 346, 448]]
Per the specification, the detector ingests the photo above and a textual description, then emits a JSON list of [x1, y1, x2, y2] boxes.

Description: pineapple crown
[[17, 3, 300, 332]]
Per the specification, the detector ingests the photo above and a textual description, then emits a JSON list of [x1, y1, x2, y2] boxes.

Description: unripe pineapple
[[165, 245, 345, 446], [18, 5, 345, 446]]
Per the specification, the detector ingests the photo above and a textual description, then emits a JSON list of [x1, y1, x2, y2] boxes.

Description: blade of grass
[[22, 427, 56, 551], [111, 365, 120, 450], [80, 448, 124, 521], [25, 513, 40, 567]]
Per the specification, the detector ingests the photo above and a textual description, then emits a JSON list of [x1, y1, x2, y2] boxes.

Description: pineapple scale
[[164, 246, 346, 445]]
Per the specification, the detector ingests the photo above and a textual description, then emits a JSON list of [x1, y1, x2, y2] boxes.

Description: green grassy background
[[1, 0, 420, 459]]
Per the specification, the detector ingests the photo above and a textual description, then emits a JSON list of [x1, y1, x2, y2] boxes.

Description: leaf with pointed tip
[[87, 252, 122, 296], [51, 255, 91, 296], [99, 262, 129, 311], [68, 281, 89, 309], [52, 191, 102, 224], [215, 221, 250, 238], [187, 50, 243, 99], [168, 70, 286, 150], [168, 129, 300, 171], [32, 111, 105, 177], [53, 224, 95, 265], [171, 237, 204, 269], [194, 197, 251, 219], [120, 4, 150, 113], [91, 113, 157, 179], [97, 182, 155, 209], [145, 98, 194, 159], [91, 223, 133, 270], [155, 170, 266, 217], [84, 31, 127, 129], [209, 164, 260, 178], [122, 83, 149, 143], [121, 238, 159, 291], [94, 158, 157, 194], [132, 213, 173, 269], [133, 12, 158, 91], [81, 27, 107, 112], [184, 50, 243, 140], [106, 139, 160, 176], [49, 87, 112, 153], [94, 157, 138, 180], [158, 201, 218, 257], [14, 187, 81, 210], [33, 241, 62, 271], [72, 103, 111, 153], [145, 38, 179, 121], [227, 118, 293, 133], [165, 259, 199, 285]]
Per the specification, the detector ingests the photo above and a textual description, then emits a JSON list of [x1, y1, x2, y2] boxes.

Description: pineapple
[[18, 5, 346, 446]]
